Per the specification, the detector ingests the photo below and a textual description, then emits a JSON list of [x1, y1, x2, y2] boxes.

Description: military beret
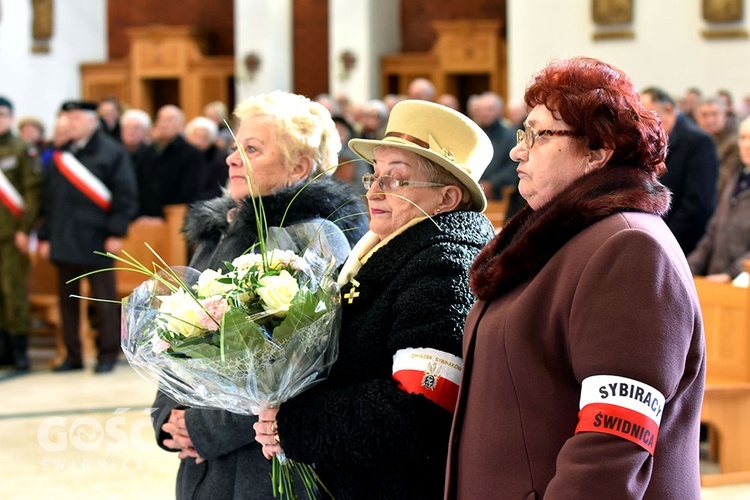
[[0, 96, 12, 112], [60, 100, 98, 112]]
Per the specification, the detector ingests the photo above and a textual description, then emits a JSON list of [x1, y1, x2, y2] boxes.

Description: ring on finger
[[273, 434, 280, 444]]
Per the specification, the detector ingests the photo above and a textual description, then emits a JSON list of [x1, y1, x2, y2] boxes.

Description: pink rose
[[152, 337, 171, 354], [197, 295, 230, 330]]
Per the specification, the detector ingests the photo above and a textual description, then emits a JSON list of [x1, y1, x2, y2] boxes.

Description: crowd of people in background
[[2, 57, 749, 498], [2, 79, 750, 374]]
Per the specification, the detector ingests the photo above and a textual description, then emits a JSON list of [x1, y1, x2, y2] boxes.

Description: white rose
[[267, 250, 301, 270], [195, 269, 234, 297], [231, 253, 263, 271], [256, 270, 300, 317], [157, 289, 205, 337]]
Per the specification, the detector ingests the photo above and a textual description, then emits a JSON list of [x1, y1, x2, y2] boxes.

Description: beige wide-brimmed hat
[[349, 100, 494, 212]]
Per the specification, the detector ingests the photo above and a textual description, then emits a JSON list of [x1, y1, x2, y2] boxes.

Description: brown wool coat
[[446, 167, 706, 500], [688, 168, 750, 279]]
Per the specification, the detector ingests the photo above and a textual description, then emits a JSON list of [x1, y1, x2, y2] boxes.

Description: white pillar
[[329, 0, 400, 103], [234, 0, 293, 101]]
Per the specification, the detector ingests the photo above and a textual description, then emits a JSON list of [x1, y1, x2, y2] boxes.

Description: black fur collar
[[470, 166, 672, 301], [183, 176, 368, 249]]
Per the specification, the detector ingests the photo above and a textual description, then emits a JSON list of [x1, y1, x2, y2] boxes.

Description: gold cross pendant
[[343, 278, 361, 304]]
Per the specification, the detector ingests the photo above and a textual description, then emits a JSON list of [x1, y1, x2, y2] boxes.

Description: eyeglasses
[[362, 173, 446, 191], [516, 127, 580, 149]]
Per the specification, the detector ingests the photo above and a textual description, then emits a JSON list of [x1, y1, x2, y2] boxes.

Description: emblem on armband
[[392, 348, 463, 412], [421, 362, 441, 390]]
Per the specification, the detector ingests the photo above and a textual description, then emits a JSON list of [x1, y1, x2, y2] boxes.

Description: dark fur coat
[[184, 176, 368, 271]]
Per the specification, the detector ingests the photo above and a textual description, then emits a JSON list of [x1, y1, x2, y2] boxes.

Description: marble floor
[[1, 347, 178, 500], [2, 346, 750, 499]]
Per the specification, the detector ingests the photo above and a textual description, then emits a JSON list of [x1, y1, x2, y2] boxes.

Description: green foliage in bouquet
[[133, 249, 340, 407], [151, 251, 327, 352]]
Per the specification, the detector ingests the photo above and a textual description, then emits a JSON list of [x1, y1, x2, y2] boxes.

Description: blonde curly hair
[[232, 91, 341, 177]]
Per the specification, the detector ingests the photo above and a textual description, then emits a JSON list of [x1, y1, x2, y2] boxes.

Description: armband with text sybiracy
[[392, 347, 463, 412], [575, 374, 665, 455]]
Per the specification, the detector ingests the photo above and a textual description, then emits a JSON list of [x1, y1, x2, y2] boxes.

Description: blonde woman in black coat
[[151, 91, 368, 500]]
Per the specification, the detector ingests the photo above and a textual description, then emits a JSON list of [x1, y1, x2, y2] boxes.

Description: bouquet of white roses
[[120, 222, 342, 499]]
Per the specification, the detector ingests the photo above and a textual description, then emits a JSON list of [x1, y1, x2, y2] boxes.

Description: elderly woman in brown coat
[[688, 115, 750, 283], [446, 57, 705, 499]]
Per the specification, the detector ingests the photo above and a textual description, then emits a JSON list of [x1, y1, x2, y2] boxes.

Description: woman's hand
[[161, 409, 205, 464], [254, 407, 283, 459]]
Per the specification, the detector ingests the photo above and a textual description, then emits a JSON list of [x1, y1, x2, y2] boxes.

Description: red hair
[[525, 57, 667, 176]]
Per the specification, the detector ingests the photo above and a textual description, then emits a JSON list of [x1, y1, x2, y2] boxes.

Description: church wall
[[234, 1, 293, 101], [0, 0, 107, 135], [4, 1, 750, 136], [508, 0, 750, 108], [107, 0, 234, 59], [292, 0, 330, 100], [328, 0, 401, 104], [401, 0, 506, 53]]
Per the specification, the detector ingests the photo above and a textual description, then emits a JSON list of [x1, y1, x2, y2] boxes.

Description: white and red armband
[[392, 347, 463, 412], [576, 374, 666, 455]]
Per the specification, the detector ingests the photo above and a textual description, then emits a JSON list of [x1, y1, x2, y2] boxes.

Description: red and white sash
[[53, 151, 112, 212], [0, 167, 24, 218], [393, 347, 463, 412]]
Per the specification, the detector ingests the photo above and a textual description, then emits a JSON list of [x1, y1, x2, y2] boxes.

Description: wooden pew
[[115, 204, 188, 298], [27, 204, 188, 365], [28, 255, 65, 363], [695, 262, 750, 486], [483, 186, 517, 232]]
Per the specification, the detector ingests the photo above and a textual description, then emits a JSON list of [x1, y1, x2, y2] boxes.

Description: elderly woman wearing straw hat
[[152, 91, 368, 500], [254, 100, 496, 499]]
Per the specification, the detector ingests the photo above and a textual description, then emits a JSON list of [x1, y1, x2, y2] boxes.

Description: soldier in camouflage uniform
[[0, 96, 43, 371]]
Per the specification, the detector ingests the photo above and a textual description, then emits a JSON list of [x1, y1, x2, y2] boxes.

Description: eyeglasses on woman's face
[[516, 126, 580, 149], [362, 173, 445, 192]]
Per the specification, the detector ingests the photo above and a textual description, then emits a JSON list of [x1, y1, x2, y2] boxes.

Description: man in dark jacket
[[38, 100, 138, 373], [641, 87, 719, 254], [134, 105, 205, 218], [184, 116, 229, 200], [470, 92, 519, 201]]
